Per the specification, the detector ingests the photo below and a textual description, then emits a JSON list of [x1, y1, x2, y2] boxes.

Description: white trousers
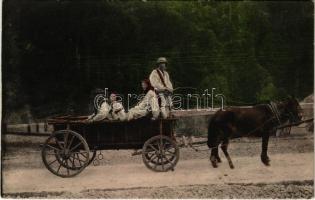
[[127, 107, 149, 121], [109, 111, 127, 121], [159, 93, 172, 119], [87, 102, 110, 122]]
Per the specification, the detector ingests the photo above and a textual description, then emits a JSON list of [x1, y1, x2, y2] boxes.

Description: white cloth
[[109, 101, 127, 121], [159, 94, 172, 119], [127, 90, 160, 120], [88, 101, 110, 122], [149, 69, 173, 92]]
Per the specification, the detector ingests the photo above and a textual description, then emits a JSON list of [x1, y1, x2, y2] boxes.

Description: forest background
[[2, 1, 313, 123]]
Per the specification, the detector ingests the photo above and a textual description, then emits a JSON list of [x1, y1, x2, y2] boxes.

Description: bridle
[[282, 110, 301, 123], [268, 100, 301, 126]]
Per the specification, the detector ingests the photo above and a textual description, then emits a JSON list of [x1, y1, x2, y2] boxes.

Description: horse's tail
[[207, 115, 220, 148]]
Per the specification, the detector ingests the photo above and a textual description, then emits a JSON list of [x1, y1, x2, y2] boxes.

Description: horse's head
[[282, 97, 303, 123]]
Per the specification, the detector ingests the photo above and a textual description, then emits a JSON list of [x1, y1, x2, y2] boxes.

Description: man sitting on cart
[[108, 93, 127, 121], [127, 79, 160, 121]]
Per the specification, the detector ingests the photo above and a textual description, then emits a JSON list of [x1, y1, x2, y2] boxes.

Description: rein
[[276, 118, 314, 129]]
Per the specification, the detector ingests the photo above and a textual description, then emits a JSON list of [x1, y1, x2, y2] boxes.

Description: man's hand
[[156, 87, 173, 94], [165, 87, 173, 93]]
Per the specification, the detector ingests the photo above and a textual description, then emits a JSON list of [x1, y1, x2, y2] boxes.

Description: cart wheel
[[87, 151, 97, 166], [55, 150, 95, 170], [41, 130, 90, 178], [142, 135, 179, 172]]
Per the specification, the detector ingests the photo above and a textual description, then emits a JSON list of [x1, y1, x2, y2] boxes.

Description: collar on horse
[[267, 102, 281, 125]]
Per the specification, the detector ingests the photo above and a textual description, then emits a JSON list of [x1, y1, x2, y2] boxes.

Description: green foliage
[[257, 82, 278, 102], [2, 1, 314, 121]]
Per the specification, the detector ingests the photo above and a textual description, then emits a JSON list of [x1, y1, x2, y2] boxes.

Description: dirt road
[[2, 128, 314, 198]]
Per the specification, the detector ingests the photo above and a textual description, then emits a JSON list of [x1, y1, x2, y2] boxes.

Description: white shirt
[[149, 69, 173, 92], [110, 101, 126, 120]]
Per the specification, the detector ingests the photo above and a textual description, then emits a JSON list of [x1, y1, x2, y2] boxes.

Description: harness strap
[[155, 69, 167, 88], [245, 117, 276, 136], [268, 102, 281, 125]]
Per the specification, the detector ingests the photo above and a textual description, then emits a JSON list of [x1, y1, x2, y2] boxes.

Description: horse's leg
[[221, 139, 234, 169], [210, 147, 219, 168], [261, 132, 270, 166], [215, 150, 222, 163], [215, 141, 221, 163]]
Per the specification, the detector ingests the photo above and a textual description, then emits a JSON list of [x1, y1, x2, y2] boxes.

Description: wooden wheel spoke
[[67, 134, 75, 149], [64, 158, 69, 167], [72, 151, 89, 161], [48, 159, 58, 166], [59, 157, 67, 167], [163, 154, 173, 163], [56, 163, 62, 173], [73, 155, 82, 167], [46, 144, 60, 151], [148, 152, 156, 160], [148, 144, 158, 152], [78, 152, 88, 159], [69, 155, 79, 167], [67, 156, 73, 167], [165, 151, 174, 156], [71, 156, 75, 168], [75, 155, 84, 164], [143, 150, 155, 154], [70, 141, 83, 152], [55, 139, 64, 149], [149, 154, 158, 162], [75, 154, 84, 166], [166, 149, 175, 154]]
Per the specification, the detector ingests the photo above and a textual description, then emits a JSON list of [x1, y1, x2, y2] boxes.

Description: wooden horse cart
[[41, 116, 180, 178], [41, 108, 312, 178]]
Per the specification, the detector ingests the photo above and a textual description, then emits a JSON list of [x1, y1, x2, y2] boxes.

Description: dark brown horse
[[207, 97, 302, 169]]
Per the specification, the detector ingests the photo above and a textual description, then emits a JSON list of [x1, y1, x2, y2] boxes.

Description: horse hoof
[[229, 164, 235, 169], [211, 163, 218, 168], [210, 156, 218, 168], [261, 159, 270, 166], [210, 160, 218, 168], [263, 161, 270, 166], [261, 155, 270, 166]]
